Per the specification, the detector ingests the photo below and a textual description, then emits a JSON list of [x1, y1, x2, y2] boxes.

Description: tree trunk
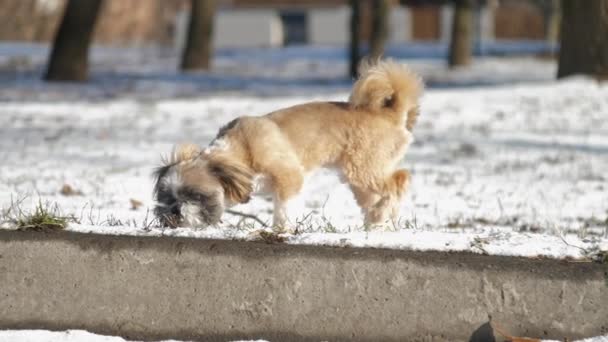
[[181, 0, 215, 71], [349, 0, 362, 78], [370, 0, 390, 60], [448, 0, 474, 68], [44, 0, 103, 82], [558, 0, 608, 80], [543, 0, 561, 44]]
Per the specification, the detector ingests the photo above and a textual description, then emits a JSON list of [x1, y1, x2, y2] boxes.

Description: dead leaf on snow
[[130, 198, 143, 210], [60, 184, 82, 196]]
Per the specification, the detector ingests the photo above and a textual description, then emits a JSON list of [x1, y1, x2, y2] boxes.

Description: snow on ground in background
[[0, 44, 607, 260], [0, 42, 556, 101]]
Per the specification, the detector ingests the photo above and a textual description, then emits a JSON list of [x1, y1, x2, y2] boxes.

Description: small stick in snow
[[225, 209, 269, 228], [557, 232, 587, 253]]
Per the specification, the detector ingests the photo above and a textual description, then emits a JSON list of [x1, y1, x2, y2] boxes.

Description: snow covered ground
[[0, 43, 607, 260], [0, 329, 606, 342], [0, 42, 556, 100], [0, 329, 267, 342], [0, 329, 182, 342]]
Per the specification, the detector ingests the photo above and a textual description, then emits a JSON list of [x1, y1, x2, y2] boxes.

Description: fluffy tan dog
[[153, 59, 423, 230]]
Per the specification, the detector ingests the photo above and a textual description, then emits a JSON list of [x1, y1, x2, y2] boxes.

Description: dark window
[[280, 11, 308, 45]]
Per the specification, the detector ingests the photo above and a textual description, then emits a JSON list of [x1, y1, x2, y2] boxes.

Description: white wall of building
[[440, 5, 454, 43], [479, 6, 494, 41], [389, 6, 412, 44], [173, 5, 496, 49], [214, 10, 284, 48], [440, 5, 494, 43], [308, 6, 413, 46], [175, 9, 284, 50], [307, 6, 350, 46]]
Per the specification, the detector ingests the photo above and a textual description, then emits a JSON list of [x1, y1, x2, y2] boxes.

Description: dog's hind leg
[[347, 169, 411, 229], [384, 169, 411, 221]]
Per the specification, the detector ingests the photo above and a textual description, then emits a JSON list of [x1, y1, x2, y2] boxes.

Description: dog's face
[[153, 160, 225, 228]]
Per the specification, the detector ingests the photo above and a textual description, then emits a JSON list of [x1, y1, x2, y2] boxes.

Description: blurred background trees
[[558, 0, 608, 80], [370, 0, 391, 59], [44, 0, 102, 81], [349, 0, 361, 78], [350, 0, 478, 72], [180, 0, 215, 71], [349, 0, 391, 78], [448, 0, 474, 67], [536, 0, 560, 44], [3, 0, 605, 82]]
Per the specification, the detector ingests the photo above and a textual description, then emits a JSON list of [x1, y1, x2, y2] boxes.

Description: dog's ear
[[208, 156, 254, 204]]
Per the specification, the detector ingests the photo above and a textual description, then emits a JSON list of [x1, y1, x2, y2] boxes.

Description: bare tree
[[544, 0, 561, 44], [181, 0, 215, 71], [448, 0, 474, 68], [558, 0, 608, 80], [370, 0, 391, 59], [532, 0, 561, 44], [349, 0, 362, 78], [44, 0, 103, 82]]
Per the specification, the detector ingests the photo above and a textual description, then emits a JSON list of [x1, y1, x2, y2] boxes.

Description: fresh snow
[[0, 329, 270, 342], [0, 330, 606, 342], [1, 43, 607, 260], [0, 329, 185, 342], [547, 338, 608, 342], [0, 42, 556, 101]]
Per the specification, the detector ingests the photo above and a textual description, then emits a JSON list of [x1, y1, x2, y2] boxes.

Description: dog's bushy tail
[[349, 59, 423, 130]]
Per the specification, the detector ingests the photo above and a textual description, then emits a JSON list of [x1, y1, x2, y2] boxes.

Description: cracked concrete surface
[[0, 230, 607, 341]]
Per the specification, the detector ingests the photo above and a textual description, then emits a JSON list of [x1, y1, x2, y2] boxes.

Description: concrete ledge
[[1, 230, 607, 341]]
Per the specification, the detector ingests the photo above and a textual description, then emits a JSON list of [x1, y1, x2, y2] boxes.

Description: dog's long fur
[[153, 59, 423, 229]]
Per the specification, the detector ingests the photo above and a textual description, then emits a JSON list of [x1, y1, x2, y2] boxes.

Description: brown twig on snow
[[225, 209, 269, 228]]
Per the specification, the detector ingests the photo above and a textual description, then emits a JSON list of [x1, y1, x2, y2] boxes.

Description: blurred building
[[0, 0, 553, 48]]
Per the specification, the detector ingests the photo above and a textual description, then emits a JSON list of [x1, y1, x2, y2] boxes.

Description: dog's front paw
[[272, 224, 295, 235]]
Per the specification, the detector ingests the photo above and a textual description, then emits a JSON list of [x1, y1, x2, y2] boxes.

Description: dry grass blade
[[257, 230, 287, 244], [15, 200, 72, 232]]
